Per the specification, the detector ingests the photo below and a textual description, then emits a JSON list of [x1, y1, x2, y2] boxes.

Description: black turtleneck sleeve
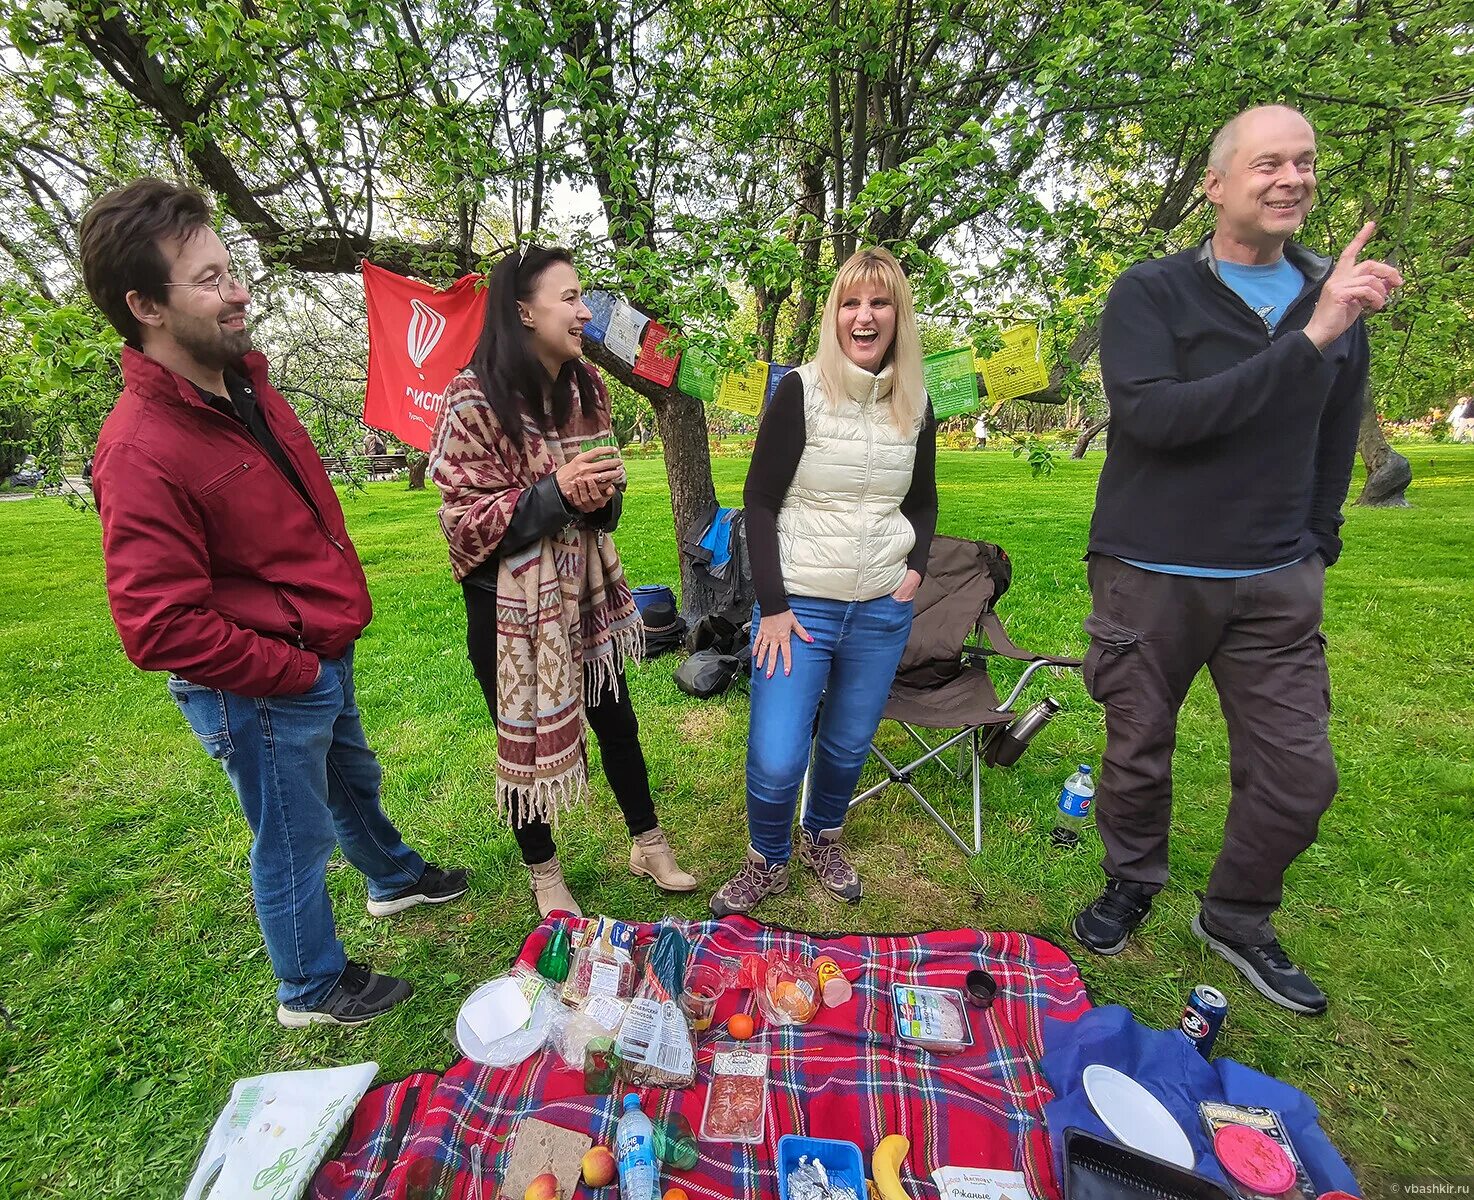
[[742, 374, 807, 616]]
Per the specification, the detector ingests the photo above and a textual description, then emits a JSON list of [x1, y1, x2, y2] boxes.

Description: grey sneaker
[[796, 827, 862, 903], [277, 961, 412, 1028], [710, 846, 789, 917]]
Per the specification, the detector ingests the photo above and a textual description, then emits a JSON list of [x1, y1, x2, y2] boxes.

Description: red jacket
[[93, 347, 373, 696]]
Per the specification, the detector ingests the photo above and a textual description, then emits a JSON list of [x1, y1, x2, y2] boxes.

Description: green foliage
[[0, 285, 121, 483]]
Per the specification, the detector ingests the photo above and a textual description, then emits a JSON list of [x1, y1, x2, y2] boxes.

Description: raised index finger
[[1338, 221, 1377, 269]]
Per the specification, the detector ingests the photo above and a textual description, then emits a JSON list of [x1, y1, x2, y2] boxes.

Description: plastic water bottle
[[615, 1092, 657, 1200], [1051, 764, 1094, 848]]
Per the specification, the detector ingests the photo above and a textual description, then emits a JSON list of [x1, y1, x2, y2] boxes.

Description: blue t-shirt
[[1217, 256, 1305, 332]]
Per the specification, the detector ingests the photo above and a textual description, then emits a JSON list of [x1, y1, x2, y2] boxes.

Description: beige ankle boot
[[527, 855, 582, 918], [629, 826, 698, 892]]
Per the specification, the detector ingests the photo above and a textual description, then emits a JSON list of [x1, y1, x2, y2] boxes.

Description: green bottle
[[536, 922, 571, 983]]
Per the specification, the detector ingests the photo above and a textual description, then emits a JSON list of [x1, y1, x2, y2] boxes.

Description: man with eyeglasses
[[82, 178, 468, 1028]]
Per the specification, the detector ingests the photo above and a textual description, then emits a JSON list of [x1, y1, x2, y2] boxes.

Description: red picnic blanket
[[312, 915, 1092, 1200]]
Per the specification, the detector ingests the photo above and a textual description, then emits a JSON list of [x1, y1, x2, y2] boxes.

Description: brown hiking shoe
[[796, 828, 862, 903], [709, 846, 789, 917]]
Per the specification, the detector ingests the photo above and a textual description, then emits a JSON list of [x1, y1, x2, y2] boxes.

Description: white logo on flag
[[407, 299, 447, 371]]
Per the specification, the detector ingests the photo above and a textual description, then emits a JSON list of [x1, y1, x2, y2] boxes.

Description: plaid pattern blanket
[[311, 916, 1092, 1200]]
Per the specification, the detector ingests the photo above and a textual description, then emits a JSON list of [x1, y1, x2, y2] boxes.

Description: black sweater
[[1091, 237, 1367, 570], [743, 372, 938, 615]]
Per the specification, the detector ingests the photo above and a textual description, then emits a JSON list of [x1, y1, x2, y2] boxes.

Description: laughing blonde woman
[[711, 247, 938, 917]]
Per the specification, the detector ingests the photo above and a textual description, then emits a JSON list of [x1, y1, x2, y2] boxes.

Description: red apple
[[581, 1145, 617, 1188], [524, 1172, 560, 1200]]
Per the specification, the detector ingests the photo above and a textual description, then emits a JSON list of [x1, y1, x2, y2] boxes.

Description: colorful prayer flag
[[922, 346, 981, 419], [582, 290, 616, 342], [764, 364, 795, 410], [632, 321, 681, 387], [718, 360, 769, 416], [977, 325, 1050, 403], [603, 300, 650, 367], [676, 347, 719, 403]]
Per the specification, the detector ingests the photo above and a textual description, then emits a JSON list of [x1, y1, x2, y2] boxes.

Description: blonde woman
[[711, 248, 937, 916]]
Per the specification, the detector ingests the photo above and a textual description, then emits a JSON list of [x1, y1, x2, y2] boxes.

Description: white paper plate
[[456, 978, 553, 1065], [1081, 1064, 1195, 1169]]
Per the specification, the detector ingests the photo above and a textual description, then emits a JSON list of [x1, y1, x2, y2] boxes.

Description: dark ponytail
[[466, 245, 602, 447]]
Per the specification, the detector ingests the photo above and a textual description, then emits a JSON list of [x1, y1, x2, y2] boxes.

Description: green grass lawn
[[1, 445, 1471, 1196]]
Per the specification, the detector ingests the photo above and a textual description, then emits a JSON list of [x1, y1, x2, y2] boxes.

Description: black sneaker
[[366, 864, 470, 917], [277, 961, 413, 1028], [1192, 913, 1327, 1016], [1072, 879, 1153, 955]]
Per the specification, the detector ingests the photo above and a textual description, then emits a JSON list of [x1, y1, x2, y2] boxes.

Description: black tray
[[1063, 1128, 1234, 1200]]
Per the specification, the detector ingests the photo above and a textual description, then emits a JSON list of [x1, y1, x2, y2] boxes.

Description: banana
[[871, 1133, 914, 1200]]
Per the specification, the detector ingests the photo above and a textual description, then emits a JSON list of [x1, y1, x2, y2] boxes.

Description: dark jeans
[[168, 646, 425, 1008], [1083, 555, 1337, 944], [463, 584, 657, 864]]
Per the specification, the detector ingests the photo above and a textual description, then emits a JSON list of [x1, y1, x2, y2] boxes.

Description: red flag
[[362, 260, 485, 451]]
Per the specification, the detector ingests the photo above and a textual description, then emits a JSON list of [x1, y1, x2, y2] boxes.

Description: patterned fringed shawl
[[429, 365, 644, 824]]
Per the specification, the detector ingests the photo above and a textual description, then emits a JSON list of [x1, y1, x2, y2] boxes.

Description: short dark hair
[[79, 179, 214, 347]]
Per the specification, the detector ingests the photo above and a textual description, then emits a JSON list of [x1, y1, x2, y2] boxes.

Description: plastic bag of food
[[616, 922, 697, 1088], [756, 950, 821, 1026], [561, 915, 637, 1007]]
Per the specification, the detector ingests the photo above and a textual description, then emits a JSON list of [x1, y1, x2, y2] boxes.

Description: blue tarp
[[1042, 1005, 1360, 1197]]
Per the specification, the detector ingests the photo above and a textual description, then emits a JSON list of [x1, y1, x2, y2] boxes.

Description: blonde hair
[[814, 247, 927, 432]]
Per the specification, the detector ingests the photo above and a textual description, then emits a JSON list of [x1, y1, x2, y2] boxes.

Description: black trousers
[[463, 583, 658, 864], [1083, 555, 1337, 944]]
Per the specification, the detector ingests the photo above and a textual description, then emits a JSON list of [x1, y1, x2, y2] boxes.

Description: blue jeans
[[168, 646, 425, 1008], [746, 594, 913, 864]]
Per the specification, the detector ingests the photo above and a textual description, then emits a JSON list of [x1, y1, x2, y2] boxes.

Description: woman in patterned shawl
[[429, 246, 697, 917]]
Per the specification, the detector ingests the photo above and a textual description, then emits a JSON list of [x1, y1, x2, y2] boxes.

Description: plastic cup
[[583, 1035, 617, 1094], [679, 964, 725, 1032]]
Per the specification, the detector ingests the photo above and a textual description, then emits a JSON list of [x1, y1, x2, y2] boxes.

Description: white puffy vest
[[775, 359, 922, 602]]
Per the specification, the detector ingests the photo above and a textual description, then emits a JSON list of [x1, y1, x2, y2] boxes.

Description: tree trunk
[[1072, 417, 1109, 459], [406, 452, 428, 490], [1354, 400, 1411, 507], [648, 391, 721, 619], [581, 339, 721, 619]]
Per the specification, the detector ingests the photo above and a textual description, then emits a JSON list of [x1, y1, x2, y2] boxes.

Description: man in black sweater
[[1072, 106, 1402, 1014]]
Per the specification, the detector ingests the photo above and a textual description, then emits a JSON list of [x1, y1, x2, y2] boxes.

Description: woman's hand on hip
[[555, 447, 623, 513], [892, 570, 922, 603], [754, 610, 812, 678]]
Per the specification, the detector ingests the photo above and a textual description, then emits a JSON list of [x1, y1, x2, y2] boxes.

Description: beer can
[[1179, 984, 1228, 1057]]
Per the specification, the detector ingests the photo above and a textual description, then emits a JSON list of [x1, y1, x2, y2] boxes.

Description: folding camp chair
[[801, 536, 1082, 855]]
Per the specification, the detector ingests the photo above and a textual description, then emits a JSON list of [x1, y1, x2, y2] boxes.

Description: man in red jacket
[[82, 179, 468, 1027]]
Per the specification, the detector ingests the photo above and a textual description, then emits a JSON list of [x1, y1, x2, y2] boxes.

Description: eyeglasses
[[162, 270, 246, 303]]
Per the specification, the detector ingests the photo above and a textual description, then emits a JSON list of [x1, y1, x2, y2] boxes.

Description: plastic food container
[[776, 1134, 866, 1200], [699, 1048, 769, 1144], [891, 983, 974, 1053]]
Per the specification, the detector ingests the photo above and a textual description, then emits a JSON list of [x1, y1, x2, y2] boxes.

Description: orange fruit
[[664, 1190, 689, 1200], [728, 1012, 755, 1040]]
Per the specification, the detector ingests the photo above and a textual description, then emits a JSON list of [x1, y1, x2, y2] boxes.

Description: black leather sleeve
[[499, 473, 575, 555]]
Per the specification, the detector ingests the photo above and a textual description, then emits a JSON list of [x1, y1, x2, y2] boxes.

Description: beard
[[172, 310, 253, 371]]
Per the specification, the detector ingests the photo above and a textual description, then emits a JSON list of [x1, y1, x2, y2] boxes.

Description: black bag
[[684, 606, 749, 657], [674, 649, 740, 698]]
